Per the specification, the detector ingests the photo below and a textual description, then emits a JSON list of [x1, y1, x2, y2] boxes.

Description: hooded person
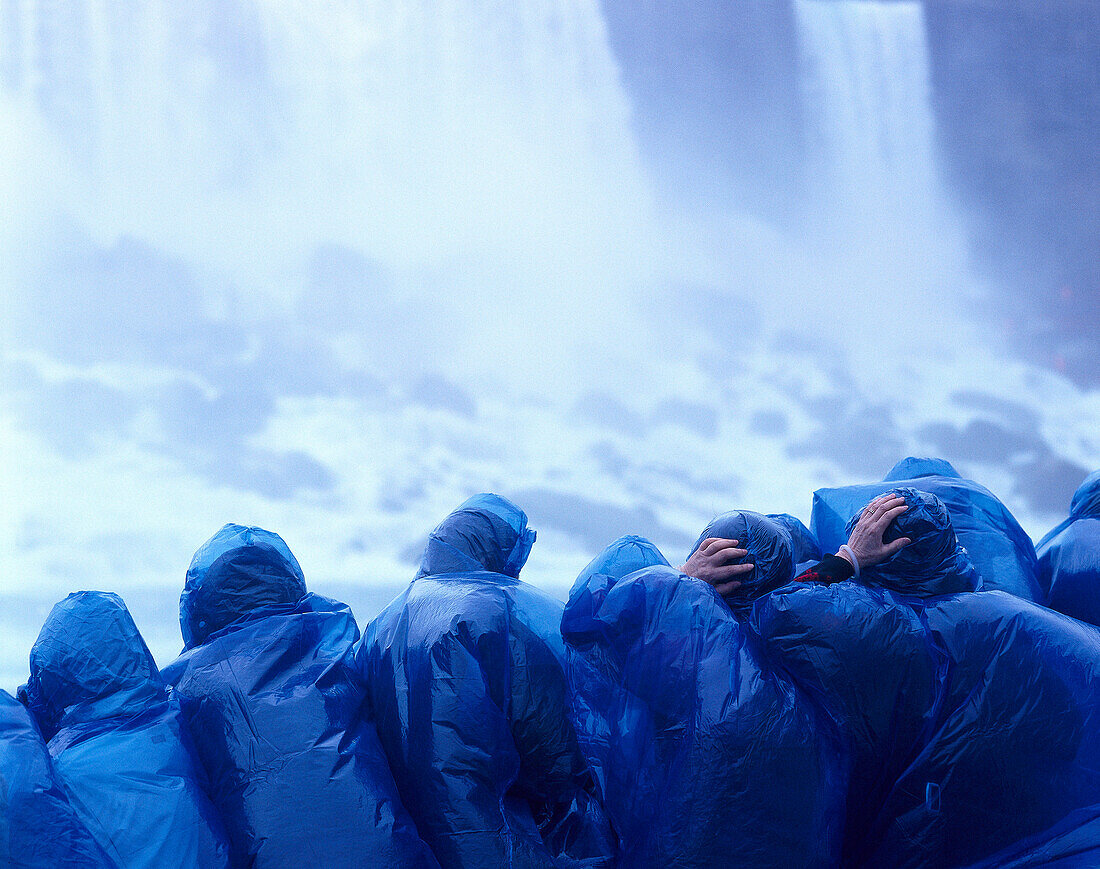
[[562, 528, 846, 868], [1037, 469, 1100, 627], [768, 513, 823, 575], [0, 689, 117, 869], [356, 494, 616, 869], [752, 491, 971, 866], [810, 456, 1043, 601], [162, 523, 437, 869], [24, 592, 229, 869], [755, 489, 1100, 868], [560, 535, 670, 796]]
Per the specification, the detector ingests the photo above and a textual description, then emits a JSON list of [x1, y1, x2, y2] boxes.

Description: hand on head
[[840, 494, 912, 571], [680, 538, 754, 596]]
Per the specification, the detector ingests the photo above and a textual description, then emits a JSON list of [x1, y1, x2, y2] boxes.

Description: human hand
[[680, 538, 754, 596], [839, 494, 912, 571]]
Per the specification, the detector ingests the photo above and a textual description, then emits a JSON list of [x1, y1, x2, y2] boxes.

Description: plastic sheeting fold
[[1037, 470, 1100, 627]]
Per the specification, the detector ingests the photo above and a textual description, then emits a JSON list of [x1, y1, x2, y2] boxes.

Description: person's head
[[570, 535, 669, 599], [416, 493, 536, 580], [180, 523, 306, 651], [27, 591, 163, 740], [847, 487, 979, 596], [688, 511, 794, 609], [1070, 470, 1100, 520], [883, 456, 961, 482]]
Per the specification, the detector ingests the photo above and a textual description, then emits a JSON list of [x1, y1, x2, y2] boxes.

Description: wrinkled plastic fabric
[[358, 494, 615, 869], [754, 580, 1100, 868], [0, 690, 117, 869], [688, 511, 795, 610], [25, 592, 229, 869], [167, 524, 437, 869], [753, 583, 952, 867], [563, 537, 846, 868], [768, 512, 823, 573], [1070, 470, 1100, 519], [811, 457, 1043, 601], [845, 488, 981, 596], [563, 536, 670, 795], [1037, 470, 1100, 627]]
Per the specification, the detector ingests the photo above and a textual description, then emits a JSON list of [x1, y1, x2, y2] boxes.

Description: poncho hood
[[180, 523, 307, 650], [884, 456, 962, 481], [688, 511, 794, 609], [27, 591, 163, 740], [1070, 470, 1100, 519], [415, 493, 536, 579], [849, 487, 980, 596]]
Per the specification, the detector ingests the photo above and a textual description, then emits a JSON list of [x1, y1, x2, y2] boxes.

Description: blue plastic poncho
[[357, 494, 615, 869], [1037, 470, 1100, 627], [755, 493, 1100, 869], [563, 535, 846, 868], [753, 580, 952, 867], [811, 457, 1043, 601], [25, 592, 229, 869], [768, 513, 823, 574], [0, 690, 117, 869], [886, 592, 1100, 868], [164, 524, 437, 869], [562, 535, 669, 796], [687, 510, 796, 610]]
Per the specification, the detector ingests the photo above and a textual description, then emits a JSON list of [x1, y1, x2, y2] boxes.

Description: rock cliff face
[[924, 0, 1100, 382], [600, 0, 1099, 382], [598, 0, 805, 222]]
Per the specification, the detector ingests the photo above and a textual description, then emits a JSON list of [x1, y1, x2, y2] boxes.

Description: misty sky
[[1, 0, 1097, 687]]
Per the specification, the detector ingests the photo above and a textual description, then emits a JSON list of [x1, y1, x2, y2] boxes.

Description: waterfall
[[0, 0, 654, 299], [794, 0, 944, 240]]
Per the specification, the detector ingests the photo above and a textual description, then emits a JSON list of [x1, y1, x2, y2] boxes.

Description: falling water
[[0, 0, 655, 329], [794, 0, 944, 241]]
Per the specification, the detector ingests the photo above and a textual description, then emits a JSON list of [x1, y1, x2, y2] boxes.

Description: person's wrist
[[837, 545, 860, 578]]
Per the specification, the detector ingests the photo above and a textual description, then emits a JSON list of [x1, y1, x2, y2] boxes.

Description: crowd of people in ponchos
[[4, 456, 1100, 869]]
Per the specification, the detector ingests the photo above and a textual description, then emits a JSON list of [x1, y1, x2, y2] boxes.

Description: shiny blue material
[[846, 488, 981, 596], [563, 535, 670, 795], [1037, 470, 1100, 627], [754, 580, 1100, 868], [166, 524, 436, 869], [564, 537, 846, 868], [358, 494, 615, 869], [25, 592, 229, 869], [0, 690, 117, 869], [768, 512, 824, 573], [688, 510, 795, 610], [811, 456, 1043, 601]]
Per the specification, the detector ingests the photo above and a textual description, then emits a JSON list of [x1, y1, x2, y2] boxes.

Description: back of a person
[[1038, 470, 1100, 627], [564, 532, 846, 869], [165, 523, 437, 869], [0, 690, 117, 869], [358, 494, 614, 869], [870, 591, 1100, 868], [25, 591, 229, 869], [752, 580, 948, 867], [811, 457, 1043, 602], [763, 491, 1100, 868]]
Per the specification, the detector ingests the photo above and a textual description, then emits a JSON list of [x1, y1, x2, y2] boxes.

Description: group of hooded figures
[[4, 456, 1100, 869]]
